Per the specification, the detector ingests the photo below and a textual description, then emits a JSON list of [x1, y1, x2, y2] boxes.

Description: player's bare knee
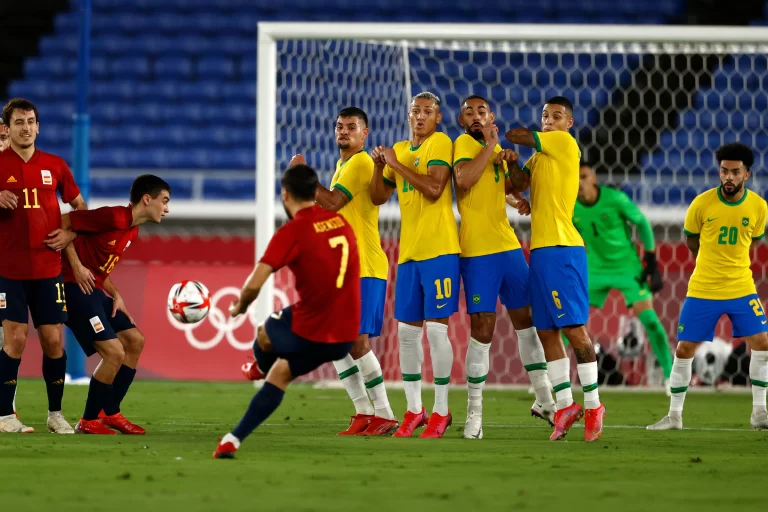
[[747, 332, 768, 351], [507, 307, 534, 331], [122, 329, 145, 357], [562, 325, 590, 348], [350, 334, 370, 359], [38, 326, 64, 358], [675, 341, 697, 359], [470, 313, 495, 343], [2, 324, 27, 357], [266, 358, 293, 390]]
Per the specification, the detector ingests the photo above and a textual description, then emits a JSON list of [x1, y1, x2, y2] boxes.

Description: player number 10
[[434, 278, 452, 299]]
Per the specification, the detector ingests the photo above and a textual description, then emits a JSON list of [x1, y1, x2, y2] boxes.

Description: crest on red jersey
[[41, 170, 52, 185]]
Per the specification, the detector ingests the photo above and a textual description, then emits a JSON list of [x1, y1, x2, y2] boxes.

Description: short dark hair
[[2, 98, 39, 126], [337, 107, 368, 127], [411, 91, 441, 107], [715, 143, 754, 171], [462, 95, 490, 108], [281, 164, 318, 201], [544, 96, 573, 115], [130, 174, 171, 204]]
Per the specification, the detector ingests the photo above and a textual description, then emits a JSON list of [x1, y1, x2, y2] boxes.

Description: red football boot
[[549, 402, 584, 441], [241, 360, 265, 381], [213, 438, 238, 459], [393, 407, 428, 438], [419, 411, 452, 439], [338, 414, 373, 435], [75, 418, 117, 435], [357, 416, 400, 436], [583, 403, 606, 442], [101, 412, 146, 435]]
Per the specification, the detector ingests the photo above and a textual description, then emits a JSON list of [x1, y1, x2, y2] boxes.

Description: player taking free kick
[[452, 95, 555, 438], [285, 107, 397, 436], [0, 98, 87, 434], [647, 143, 768, 431], [506, 96, 606, 442], [369, 92, 460, 439], [45, 175, 171, 435], [214, 164, 360, 459]]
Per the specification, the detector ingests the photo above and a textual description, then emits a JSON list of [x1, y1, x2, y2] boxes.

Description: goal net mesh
[[271, 37, 768, 389]]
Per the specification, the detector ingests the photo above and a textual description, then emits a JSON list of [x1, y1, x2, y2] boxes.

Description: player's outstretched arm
[[315, 184, 350, 212], [369, 148, 395, 205], [454, 124, 499, 192], [618, 194, 662, 291], [63, 242, 96, 294], [377, 145, 449, 201], [230, 263, 274, 317], [45, 213, 77, 251], [104, 276, 134, 324], [505, 127, 536, 148], [500, 151, 529, 192], [69, 193, 87, 211]]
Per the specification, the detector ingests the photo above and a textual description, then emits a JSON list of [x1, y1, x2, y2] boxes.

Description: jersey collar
[[338, 149, 365, 168], [717, 186, 748, 207]]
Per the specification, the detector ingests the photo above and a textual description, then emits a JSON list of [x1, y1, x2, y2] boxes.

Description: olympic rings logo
[[165, 286, 291, 351]]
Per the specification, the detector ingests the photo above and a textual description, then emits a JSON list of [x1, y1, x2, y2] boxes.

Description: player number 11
[[328, 235, 349, 288], [22, 188, 40, 209]]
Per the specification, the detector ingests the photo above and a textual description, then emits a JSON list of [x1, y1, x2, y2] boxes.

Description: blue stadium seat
[[203, 179, 256, 200], [154, 56, 194, 79]]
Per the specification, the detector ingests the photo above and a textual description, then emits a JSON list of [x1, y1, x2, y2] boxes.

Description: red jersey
[[260, 204, 361, 343], [62, 206, 138, 290], [0, 148, 81, 279]]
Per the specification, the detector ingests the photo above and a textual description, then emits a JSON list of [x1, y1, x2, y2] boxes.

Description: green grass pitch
[[1, 380, 766, 511]]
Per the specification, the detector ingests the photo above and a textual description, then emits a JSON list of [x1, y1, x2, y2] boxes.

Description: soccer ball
[[168, 281, 211, 324], [694, 336, 733, 385]]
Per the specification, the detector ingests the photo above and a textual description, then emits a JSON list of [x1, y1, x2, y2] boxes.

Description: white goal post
[[255, 23, 768, 387]]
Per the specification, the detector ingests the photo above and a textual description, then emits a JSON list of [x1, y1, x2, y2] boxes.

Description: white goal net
[[257, 23, 768, 389]]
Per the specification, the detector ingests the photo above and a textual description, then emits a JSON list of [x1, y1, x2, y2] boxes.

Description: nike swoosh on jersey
[[706, 217, 717, 222], [557, 313, 566, 318], [436, 303, 447, 309]]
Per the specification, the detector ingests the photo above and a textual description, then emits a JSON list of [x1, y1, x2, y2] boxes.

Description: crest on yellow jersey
[[742, 217, 749, 226], [414, 157, 420, 167]]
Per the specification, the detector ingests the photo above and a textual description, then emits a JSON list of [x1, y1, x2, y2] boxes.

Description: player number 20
[[749, 298, 765, 317], [328, 235, 349, 289], [99, 255, 120, 274], [434, 278, 452, 299], [717, 226, 738, 245]]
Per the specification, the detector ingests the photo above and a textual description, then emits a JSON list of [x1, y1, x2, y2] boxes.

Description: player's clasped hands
[[496, 148, 519, 164], [371, 146, 396, 167], [0, 190, 18, 209]]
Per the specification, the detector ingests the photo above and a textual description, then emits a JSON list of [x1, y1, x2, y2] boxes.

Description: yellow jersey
[[383, 131, 460, 263], [522, 130, 584, 250], [683, 187, 767, 300], [330, 150, 389, 280], [453, 133, 521, 257]]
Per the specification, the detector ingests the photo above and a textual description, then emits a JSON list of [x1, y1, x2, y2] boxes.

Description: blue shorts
[[677, 294, 768, 342], [460, 249, 530, 314], [394, 254, 460, 322], [0, 274, 68, 327], [360, 277, 386, 337], [261, 306, 353, 377], [64, 284, 135, 357], [529, 246, 589, 331]]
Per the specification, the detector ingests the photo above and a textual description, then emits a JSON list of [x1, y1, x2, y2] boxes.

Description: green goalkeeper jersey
[[572, 186, 655, 274]]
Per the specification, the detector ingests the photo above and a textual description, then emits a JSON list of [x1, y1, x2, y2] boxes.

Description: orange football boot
[[549, 402, 584, 441], [242, 360, 266, 381], [101, 412, 146, 435], [583, 403, 606, 442], [213, 439, 238, 459], [419, 411, 452, 438], [75, 418, 117, 435], [357, 416, 400, 436], [338, 414, 373, 435], [393, 407, 428, 437]]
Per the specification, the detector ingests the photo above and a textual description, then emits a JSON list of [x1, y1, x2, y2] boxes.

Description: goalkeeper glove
[[639, 251, 664, 293]]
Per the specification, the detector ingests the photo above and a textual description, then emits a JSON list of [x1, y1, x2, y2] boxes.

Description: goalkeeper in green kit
[[572, 163, 673, 389]]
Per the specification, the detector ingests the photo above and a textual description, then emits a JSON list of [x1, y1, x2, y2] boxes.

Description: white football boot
[[463, 410, 483, 439], [531, 401, 557, 426], [0, 414, 34, 433], [47, 411, 75, 434], [750, 409, 768, 429], [646, 413, 683, 430]]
